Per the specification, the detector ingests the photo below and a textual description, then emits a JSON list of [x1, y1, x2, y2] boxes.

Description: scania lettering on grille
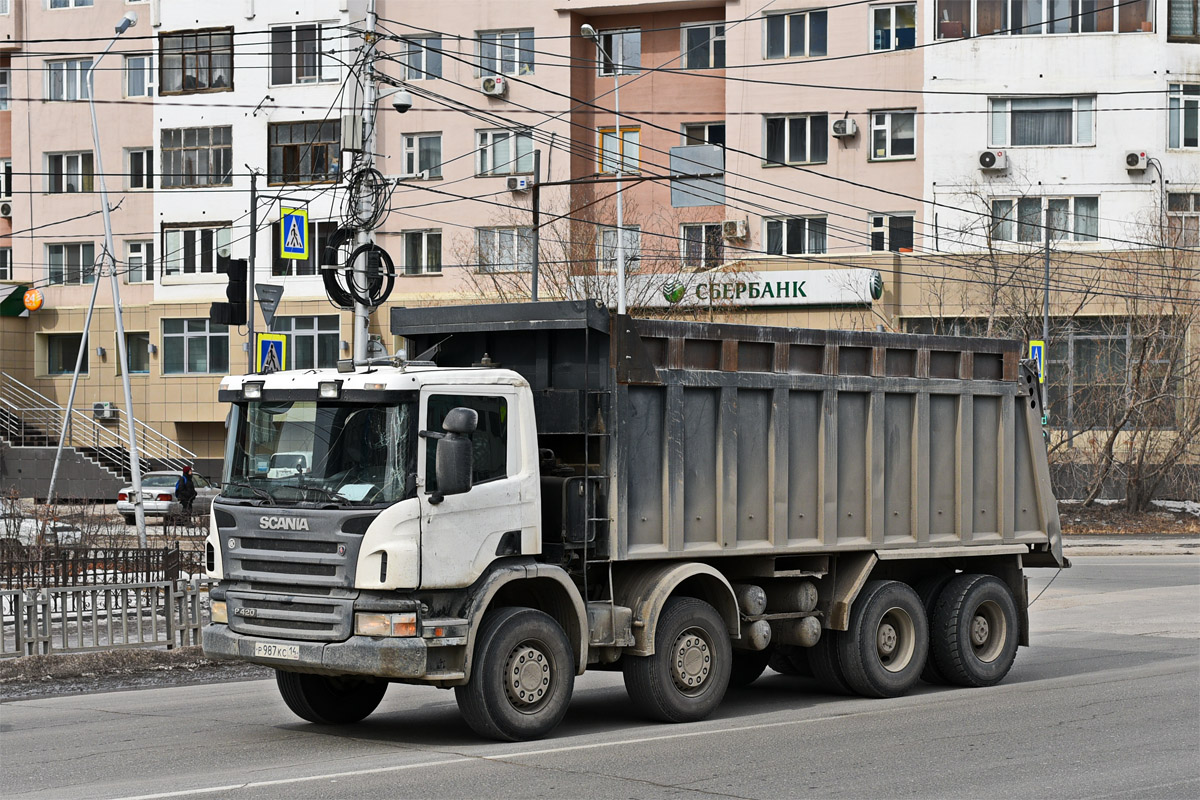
[[258, 516, 311, 531]]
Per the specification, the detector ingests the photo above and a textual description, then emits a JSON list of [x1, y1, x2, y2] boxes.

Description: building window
[[161, 126, 232, 188], [765, 10, 828, 58], [599, 127, 640, 174], [869, 110, 915, 159], [271, 220, 336, 276], [124, 332, 150, 375], [161, 224, 231, 276], [47, 242, 96, 285], [401, 230, 442, 275], [1169, 84, 1199, 149], [402, 133, 442, 178], [127, 148, 153, 190], [47, 334, 87, 376], [870, 214, 914, 252], [1170, 0, 1199, 40], [1046, 318, 1180, 431], [596, 28, 640, 75], [270, 23, 337, 85], [160, 28, 233, 94], [126, 241, 155, 283], [598, 226, 641, 274], [990, 196, 1098, 243], [477, 227, 534, 272], [49, 0, 94, 8], [766, 217, 828, 255], [269, 316, 339, 370], [682, 22, 725, 69], [1167, 192, 1199, 247], [682, 223, 723, 269], [401, 37, 442, 79], [1, 159, 11, 198], [124, 54, 155, 97], [871, 3, 917, 50], [46, 59, 92, 101], [162, 319, 229, 375], [0, 68, 9, 110], [935, 0, 972, 37], [477, 29, 534, 76], [268, 121, 340, 184], [47, 152, 94, 193], [0, 248, 11, 281], [989, 96, 1094, 146], [477, 129, 534, 176], [765, 114, 829, 165], [683, 122, 726, 148]]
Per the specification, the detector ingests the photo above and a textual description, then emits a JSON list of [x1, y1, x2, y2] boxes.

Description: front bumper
[[203, 623, 464, 684]]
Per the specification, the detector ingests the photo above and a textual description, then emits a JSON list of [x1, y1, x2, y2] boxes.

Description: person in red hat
[[175, 466, 197, 516]]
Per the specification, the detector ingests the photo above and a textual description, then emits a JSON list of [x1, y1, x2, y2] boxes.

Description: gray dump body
[[392, 300, 1064, 567]]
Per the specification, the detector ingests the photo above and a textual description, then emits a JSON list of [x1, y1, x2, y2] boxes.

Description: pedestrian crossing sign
[[1029, 340, 1045, 384], [257, 333, 287, 374], [280, 208, 308, 260]]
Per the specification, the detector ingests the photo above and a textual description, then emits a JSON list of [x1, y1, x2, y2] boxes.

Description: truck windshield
[[222, 399, 417, 506]]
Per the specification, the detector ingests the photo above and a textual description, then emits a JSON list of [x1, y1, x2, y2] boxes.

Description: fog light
[[211, 601, 228, 623], [242, 381, 264, 399], [354, 611, 417, 637], [318, 380, 342, 399]]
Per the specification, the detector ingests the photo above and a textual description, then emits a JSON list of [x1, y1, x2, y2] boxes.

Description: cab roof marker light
[[242, 381, 264, 400], [318, 380, 342, 399], [364, 382, 386, 391]]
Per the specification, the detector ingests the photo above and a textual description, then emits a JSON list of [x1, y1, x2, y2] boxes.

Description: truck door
[[418, 386, 535, 588]]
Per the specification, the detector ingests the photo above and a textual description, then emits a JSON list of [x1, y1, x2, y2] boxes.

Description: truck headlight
[[354, 612, 417, 637], [211, 601, 228, 624]]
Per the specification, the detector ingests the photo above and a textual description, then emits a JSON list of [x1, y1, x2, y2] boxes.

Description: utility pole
[[531, 150, 541, 301], [1042, 211, 1051, 426], [247, 170, 258, 372], [352, 0, 379, 362]]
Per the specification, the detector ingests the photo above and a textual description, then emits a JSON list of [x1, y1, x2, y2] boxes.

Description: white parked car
[[116, 471, 219, 524]]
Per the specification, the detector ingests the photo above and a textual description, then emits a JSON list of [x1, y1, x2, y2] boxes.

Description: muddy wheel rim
[[504, 642, 551, 710], [971, 600, 1007, 663], [877, 606, 916, 673], [671, 627, 712, 694]]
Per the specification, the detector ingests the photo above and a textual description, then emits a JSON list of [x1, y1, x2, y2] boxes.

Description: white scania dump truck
[[202, 300, 1066, 741]]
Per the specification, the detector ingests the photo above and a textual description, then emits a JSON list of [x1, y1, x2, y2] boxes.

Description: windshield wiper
[[292, 484, 345, 504], [223, 481, 276, 505]]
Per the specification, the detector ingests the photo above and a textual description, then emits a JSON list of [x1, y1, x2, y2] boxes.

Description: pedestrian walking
[[175, 466, 197, 517]]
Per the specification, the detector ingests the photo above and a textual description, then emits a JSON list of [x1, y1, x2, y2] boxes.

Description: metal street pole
[[531, 149, 541, 301], [353, 0, 379, 362], [1042, 209, 1051, 426], [88, 11, 146, 545], [247, 170, 258, 372], [583, 26, 626, 315]]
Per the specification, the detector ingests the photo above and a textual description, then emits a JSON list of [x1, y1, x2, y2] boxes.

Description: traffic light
[[209, 256, 248, 326]]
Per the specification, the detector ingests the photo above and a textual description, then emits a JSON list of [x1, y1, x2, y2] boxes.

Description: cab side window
[[425, 394, 508, 492]]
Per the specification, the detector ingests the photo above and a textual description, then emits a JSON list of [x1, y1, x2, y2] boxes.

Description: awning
[[0, 284, 30, 317]]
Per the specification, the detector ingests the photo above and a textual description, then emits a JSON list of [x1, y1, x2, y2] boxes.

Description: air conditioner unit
[[481, 75, 508, 97], [0, 201, 11, 218], [1124, 150, 1148, 171], [831, 118, 858, 138], [506, 175, 532, 192], [722, 219, 748, 240], [92, 402, 118, 421], [978, 149, 1008, 171]]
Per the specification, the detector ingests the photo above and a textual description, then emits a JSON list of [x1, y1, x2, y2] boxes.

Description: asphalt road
[[2, 555, 1197, 800]]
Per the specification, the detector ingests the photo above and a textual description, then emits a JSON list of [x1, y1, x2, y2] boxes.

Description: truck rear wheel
[[275, 670, 387, 724], [916, 574, 954, 685], [836, 580, 928, 698], [455, 607, 575, 742], [930, 574, 1019, 688], [729, 648, 772, 687], [808, 630, 853, 695], [623, 597, 731, 723]]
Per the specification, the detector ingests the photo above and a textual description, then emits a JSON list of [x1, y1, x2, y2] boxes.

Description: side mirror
[[422, 407, 478, 504]]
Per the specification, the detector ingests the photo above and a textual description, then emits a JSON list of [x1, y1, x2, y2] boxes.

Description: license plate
[[253, 642, 300, 660]]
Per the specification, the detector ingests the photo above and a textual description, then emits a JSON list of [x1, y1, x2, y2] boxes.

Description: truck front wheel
[[455, 607, 575, 742], [623, 597, 731, 723], [275, 670, 387, 724]]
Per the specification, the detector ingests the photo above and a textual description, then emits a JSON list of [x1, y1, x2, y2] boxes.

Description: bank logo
[[662, 281, 687, 304]]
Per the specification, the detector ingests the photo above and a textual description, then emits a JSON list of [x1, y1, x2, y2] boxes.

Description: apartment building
[[0, 0, 1195, 496]]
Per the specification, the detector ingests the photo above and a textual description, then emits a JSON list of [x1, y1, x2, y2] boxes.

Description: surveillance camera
[[392, 90, 413, 114]]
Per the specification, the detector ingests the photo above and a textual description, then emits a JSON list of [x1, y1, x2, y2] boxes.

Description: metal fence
[[0, 545, 191, 590], [0, 578, 209, 658]]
